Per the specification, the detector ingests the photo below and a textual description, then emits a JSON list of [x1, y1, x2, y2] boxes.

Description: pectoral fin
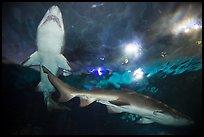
[[22, 51, 40, 66], [137, 117, 154, 124], [80, 98, 95, 107]]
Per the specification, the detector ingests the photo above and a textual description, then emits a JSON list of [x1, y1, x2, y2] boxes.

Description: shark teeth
[[43, 15, 61, 28]]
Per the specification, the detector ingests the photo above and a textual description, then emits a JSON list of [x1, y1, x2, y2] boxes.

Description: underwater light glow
[[133, 68, 144, 80], [172, 17, 202, 35], [124, 58, 129, 64], [91, 3, 104, 8], [87, 67, 105, 76], [87, 67, 95, 73], [184, 28, 190, 33], [125, 43, 138, 53], [100, 57, 105, 60], [193, 24, 200, 30], [125, 43, 139, 55], [97, 67, 103, 76], [123, 42, 142, 59]]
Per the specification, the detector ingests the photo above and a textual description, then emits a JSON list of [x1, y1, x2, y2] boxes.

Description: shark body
[[42, 66, 194, 126], [22, 5, 71, 109]]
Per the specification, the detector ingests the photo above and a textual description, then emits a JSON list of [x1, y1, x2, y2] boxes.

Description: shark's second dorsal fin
[[109, 98, 130, 106], [80, 98, 96, 107]]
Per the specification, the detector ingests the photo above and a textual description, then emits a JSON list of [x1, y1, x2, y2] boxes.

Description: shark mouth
[[43, 15, 61, 28]]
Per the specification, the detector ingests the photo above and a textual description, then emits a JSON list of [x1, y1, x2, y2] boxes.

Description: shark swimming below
[[42, 65, 194, 126], [22, 5, 71, 110]]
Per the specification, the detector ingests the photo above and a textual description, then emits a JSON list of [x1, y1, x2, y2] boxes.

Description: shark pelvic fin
[[137, 117, 154, 124], [22, 51, 40, 66], [109, 98, 130, 106], [57, 54, 71, 71], [79, 98, 95, 107]]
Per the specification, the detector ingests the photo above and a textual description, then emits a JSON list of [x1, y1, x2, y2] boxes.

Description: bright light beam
[[124, 42, 142, 59], [133, 68, 144, 80], [97, 67, 103, 76], [172, 17, 202, 35]]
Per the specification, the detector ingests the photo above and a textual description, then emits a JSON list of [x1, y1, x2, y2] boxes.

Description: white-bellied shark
[[42, 65, 194, 126], [22, 5, 71, 110]]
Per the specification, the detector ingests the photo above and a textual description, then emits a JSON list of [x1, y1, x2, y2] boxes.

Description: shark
[[42, 65, 194, 126], [22, 5, 71, 110]]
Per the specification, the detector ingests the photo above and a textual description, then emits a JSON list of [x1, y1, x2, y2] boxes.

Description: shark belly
[[22, 5, 72, 110], [37, 52, 59, 92]]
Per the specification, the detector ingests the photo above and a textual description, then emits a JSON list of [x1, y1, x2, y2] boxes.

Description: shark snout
[[48, 5, 62, 17], [174, 116, 195, 126], [38, 5, 64, 30]]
